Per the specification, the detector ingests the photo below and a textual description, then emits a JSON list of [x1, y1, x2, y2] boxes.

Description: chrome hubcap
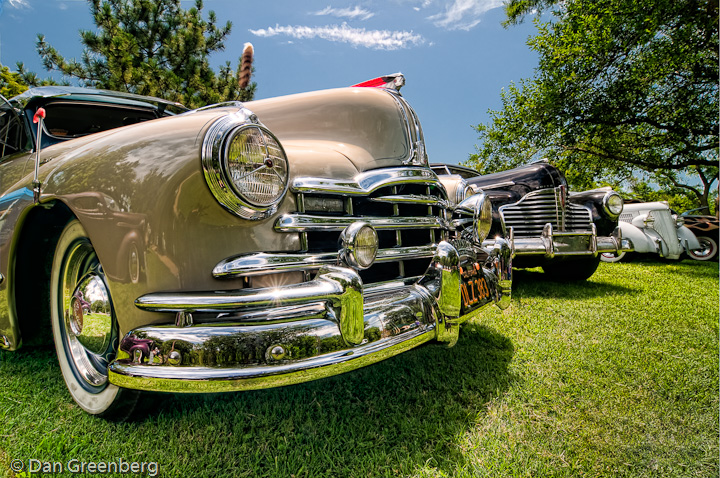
[[60, 240, 115, 388], [694, 238, 713, 257]]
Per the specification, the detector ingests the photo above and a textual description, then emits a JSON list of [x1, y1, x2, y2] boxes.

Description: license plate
[[459, 262, 493, 315]]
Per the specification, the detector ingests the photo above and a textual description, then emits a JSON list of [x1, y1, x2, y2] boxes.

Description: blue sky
[[0, 0, 540, 166]]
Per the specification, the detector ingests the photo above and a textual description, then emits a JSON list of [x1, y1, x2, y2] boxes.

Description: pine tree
[[36, 0, 255, 108]]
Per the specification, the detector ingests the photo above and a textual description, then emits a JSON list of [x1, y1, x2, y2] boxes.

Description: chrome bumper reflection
[[108, 238, 512, 393], [482, 224, 634, 258]]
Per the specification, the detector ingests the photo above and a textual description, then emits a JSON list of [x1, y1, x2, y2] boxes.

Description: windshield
[[39, 101, 161, 140]]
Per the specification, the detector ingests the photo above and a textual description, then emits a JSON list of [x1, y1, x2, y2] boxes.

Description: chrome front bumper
[[483, 224, 634, 258], [108, 238, 512, 393]]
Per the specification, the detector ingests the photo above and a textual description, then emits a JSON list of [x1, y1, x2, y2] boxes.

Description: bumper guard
[[108, 238, 512, 393], [483, 224, 633, 258]]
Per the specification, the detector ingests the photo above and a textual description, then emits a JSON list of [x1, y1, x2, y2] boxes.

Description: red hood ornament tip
[[352, 73, 405, 91]]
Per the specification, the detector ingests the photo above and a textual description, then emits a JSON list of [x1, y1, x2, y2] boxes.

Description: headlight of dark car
[[202, 113, 289, 219], [602, 191, 624, 218], [454, 192, 492, 243]]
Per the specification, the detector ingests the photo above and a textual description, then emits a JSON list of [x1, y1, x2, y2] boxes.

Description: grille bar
[[275, 214, 446, 232], [500, 187, 592, 237], [213, 245, 437, 278]]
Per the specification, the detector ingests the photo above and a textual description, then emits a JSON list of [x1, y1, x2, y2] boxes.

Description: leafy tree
[[0, 64, 28, 98], [36, 0, 255, 108], [467, 0, 718, 213]]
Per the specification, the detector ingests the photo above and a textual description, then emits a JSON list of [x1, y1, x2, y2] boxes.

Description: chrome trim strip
[[137, 265, 359, 313], [473, 180, 516, 191], [213, 246, 437, 278], [275, 214, 447, 232], [292, 167, 441, 196], [384, 90, 428, 166], [370, 194, 447, 206]]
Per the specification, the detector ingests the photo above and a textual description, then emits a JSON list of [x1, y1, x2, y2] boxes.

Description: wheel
[[542, 256, 601, 281], [688, 235, 718, 261], [600, 251, 627, 263], [51, 220, 142, 419]]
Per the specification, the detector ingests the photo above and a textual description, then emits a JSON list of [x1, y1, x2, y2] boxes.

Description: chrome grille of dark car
[[499, 187, 592, 237], [276, 177, 449, 285]]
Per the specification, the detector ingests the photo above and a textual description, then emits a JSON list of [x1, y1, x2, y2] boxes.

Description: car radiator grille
[[276, 180, 450, 285], [648, 209, 682, 256], [499, 187, 592, 237]]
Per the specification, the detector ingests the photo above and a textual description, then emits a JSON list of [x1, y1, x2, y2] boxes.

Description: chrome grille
[[648, 209, 683, 256], [276, 169, 450, 284], [499, 187, 592, 237]]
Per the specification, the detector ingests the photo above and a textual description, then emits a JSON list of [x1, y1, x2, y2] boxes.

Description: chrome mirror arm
[[32, 107, 46, 203]]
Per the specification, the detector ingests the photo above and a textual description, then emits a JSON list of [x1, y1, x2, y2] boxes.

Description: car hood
[[246, 87, 412, 173], [467, 161, 568, 203]]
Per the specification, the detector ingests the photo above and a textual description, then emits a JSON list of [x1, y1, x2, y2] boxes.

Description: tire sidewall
[[688, 236, 718, 261], [600, 251, 626, 263], [51, 220, 123, 415]]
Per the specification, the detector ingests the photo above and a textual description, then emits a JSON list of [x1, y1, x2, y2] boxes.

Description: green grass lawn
[[1, 260, 717, 478]]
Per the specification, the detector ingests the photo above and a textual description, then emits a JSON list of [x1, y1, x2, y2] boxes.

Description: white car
[[600, 201, 701, 262]]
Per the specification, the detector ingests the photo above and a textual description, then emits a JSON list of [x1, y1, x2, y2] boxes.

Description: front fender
[[678, 226, 701, 252], [617, 222, 658, 253]]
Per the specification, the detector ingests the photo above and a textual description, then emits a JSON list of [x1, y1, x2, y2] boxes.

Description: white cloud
[[8, 0, 30, 8], [313, 6, 375, 21], [428, 0, 504, 30], [250, 23, 425, 50]]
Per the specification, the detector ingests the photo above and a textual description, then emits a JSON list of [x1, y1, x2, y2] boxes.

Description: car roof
[[429, 163, 480, 175], [10, 86, 189, 112]]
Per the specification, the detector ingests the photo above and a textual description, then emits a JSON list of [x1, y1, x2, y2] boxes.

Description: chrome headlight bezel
[[202, 111, 289, 220], [602, 191, 624, 219], [455, 192, 493, 243], [455, 179, 473, 204]]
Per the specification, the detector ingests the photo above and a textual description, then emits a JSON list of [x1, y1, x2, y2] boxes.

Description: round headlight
[[455, 193, 493, 244], [475, 193, 492, 243], [340, 222, 379, 270], [203, 113, 290, 220], [225, 126, 288, 207], [603, 192, 624, 217]]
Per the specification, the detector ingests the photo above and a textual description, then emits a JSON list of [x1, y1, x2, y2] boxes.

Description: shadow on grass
[[512, 269, 639, 299], [1, 324, 515, 477]]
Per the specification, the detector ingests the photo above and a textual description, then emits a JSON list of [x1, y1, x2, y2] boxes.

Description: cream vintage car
[[0, 75, 512, 418], [599, 201, 701, 262]]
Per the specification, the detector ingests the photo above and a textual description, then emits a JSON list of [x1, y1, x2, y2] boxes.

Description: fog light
[[340, 222, 378, 270]]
